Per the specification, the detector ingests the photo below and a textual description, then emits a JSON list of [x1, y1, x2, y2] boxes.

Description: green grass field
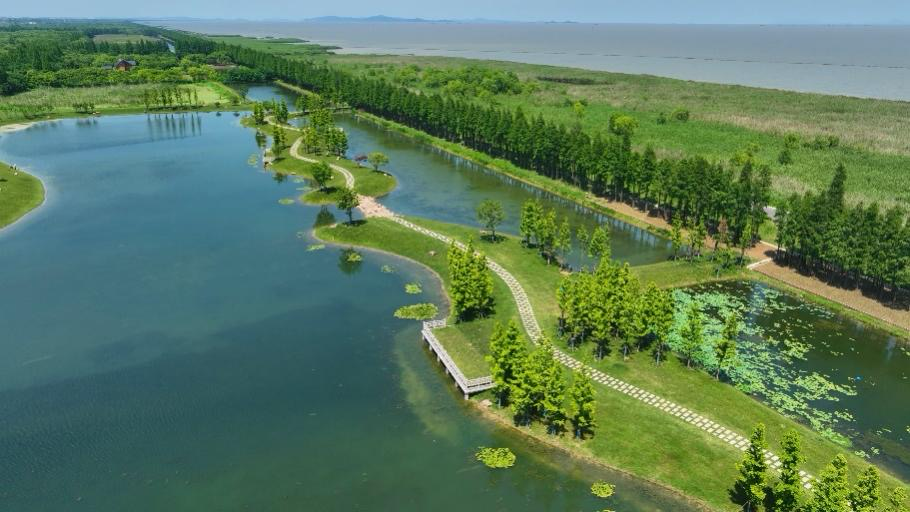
[[0, 163, 44, 229], [323, 54, 910, 208], [321, 214, 908, 509], [0, 81, 245, 125], [208, 35, 335, 58]]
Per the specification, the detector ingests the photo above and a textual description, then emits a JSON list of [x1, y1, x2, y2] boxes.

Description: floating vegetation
[[247, 153, 259, 166], [381, 265, 394, 274], [306, 244, 325, 252], [278, 198, 295, 205], [591, 481, 615, 498], [296, 231, 307, 239], [394, 303, 438, 321], [293, 177, 307, 184], [405, 282, 422, 294], [475, 447, 516, 469], [346, 252, 363, 263], [669, 282, 860, 439]]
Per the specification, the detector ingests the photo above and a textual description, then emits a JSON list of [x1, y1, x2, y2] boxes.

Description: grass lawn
[[326, 54, 910, 208], [314, 218, 522, 378], [0, 163, 44, 229]]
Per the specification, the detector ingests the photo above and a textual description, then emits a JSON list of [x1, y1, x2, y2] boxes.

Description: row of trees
[[448, 240, 495, 320], [298, 100, 348, 157], [221, 43, 773, 261], [776, 166, 910, 300], [518, 199, 573, 265], [557, 258, 678, 361], [487, 321, 597, 438], [735, 424, 906, 512], [141, 86, 201, 111]]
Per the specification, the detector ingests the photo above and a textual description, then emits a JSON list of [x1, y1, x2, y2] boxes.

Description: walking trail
[[276, 121, 814, 488]]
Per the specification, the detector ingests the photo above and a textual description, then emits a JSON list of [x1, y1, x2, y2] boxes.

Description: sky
[[4, 0, 910, 25]]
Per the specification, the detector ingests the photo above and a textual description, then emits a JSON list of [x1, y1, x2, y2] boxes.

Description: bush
[[656, 112, 668, 125], [671, 107, 690, 122], [778, 148, 793, 165]]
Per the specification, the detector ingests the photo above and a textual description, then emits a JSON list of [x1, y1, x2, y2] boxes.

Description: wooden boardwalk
[[421, 319, 494, 398]]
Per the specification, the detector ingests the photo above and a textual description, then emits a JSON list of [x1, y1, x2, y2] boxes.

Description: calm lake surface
[[161, 21, 910, 100], [0, 107, 691, 510]]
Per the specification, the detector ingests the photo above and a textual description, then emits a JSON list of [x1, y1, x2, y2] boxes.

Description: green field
[[318, 213, 908, 509], [0, 82, 245, 125], [0, 163, 44, 229], [320, 53, 910, 208]]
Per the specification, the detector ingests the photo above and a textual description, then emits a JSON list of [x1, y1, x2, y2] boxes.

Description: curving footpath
[[276, 119, 814, 489]]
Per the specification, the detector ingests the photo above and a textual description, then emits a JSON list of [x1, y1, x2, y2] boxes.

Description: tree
[[367, 151, 389, 172], [887, 487, 909, 512], [644, 284, 674, 365], [714, 312, 739, 379], [276, 99, 289, 123], [807, 454, 850, 512], [568, 371, 596, 439], [608, 113, 638, 140], [476, 199, 505, 240], [587, 224, 611, 261], [539, 340, 568, 434], [555, 217, 572, 265], [486, 320, 526, 407], [670, 217, 683, 259], [850, 466, 881, 512], [520, 199, 542, 245], [336, 186, 359, 224], [680, 303, 704, 368], [448, 240, 494, 320], [272, 127, 287, 155], [537, 208, 558, 264], [576, 226, 589, 255], [774, 430, 804, 512], [734, 423, 769, 512], [311, 161, 333, 190]]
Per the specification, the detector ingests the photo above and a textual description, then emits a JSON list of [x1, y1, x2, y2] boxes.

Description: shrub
[[778, 148, 793, 165], [671, 107, 690, 122]]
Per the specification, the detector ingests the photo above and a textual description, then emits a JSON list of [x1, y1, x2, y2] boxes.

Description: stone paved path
[[281, 116, 814, 489]]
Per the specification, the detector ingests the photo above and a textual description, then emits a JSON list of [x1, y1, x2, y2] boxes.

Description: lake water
[[681, 280, 910, 479], [0, 106, 691, 510], [160, 21, 910, 100]]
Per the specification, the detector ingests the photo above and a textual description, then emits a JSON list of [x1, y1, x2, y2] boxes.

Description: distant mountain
[[304, 15, 515, 24]]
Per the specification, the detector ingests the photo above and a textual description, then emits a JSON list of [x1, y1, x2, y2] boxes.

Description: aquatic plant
[[278, 198, 295, 205], [306, 244, 325, 252], [591, 481, 615, 498], [475, 447, 516, 469], [405, 282, 422, 294], [346, 251, 363, 263], [381, 265, 394, 273], [394, 303, 439, 321]]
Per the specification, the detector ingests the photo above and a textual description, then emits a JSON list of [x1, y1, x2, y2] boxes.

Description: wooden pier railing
[[421, 319, 494, 399]]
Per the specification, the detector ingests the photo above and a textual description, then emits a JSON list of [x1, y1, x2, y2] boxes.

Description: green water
[[0, 111, 694, 510], [680, 280, 910, 478]]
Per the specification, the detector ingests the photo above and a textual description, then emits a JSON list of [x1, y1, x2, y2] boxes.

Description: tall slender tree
[[734, 423, 769, 512]]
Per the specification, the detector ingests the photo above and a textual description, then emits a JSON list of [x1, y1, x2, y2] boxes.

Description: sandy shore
[[0, 122, 36, 133]]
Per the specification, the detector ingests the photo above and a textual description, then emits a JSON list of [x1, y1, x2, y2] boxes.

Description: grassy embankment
[[241, 116, 397, 202], [326, 53, 910, 209], [91, 33, 161, 43], [316, 214, 908, 510], [207, 35, 337, 57], [0, 81, 246, 126], [0, 163, 44, 229]]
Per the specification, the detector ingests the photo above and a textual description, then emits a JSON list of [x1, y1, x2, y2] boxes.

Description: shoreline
[[467, 399, 716, 512], [0, 165, 48, 234]]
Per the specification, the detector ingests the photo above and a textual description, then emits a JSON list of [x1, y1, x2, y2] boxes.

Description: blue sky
[[6, 0, 909, 24]]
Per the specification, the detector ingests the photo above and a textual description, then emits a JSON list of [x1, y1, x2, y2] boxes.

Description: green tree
[[336, 186, 359, 224], [774, 430, 804, 512], [644, 284, 674, 365], [850, 466, 881, 512], [311, 161, 333, 190], [276, 99, 289, 123], [476, 199, 505, 240], [272, 127, 287, 155], [608, 113, 638, 140], [670, 217, 683, 259], [807, 454, 850, 512], [519, 199, 542, 245], [555, 217, 572, 264], [448, 240, 495, 320], [714, 312, 739, 379], [576, 226, 589, 255], [367, 151, 389, 171], [887, 487, 909, 512], [537, 208, 558, 264], [680, 303, 704, 368], [587, 224, 611, 260], [539, 340, 568, 434], [568, 371, 596, 439], [486, 320, 526, 407], [734, 423, 769, 512]]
